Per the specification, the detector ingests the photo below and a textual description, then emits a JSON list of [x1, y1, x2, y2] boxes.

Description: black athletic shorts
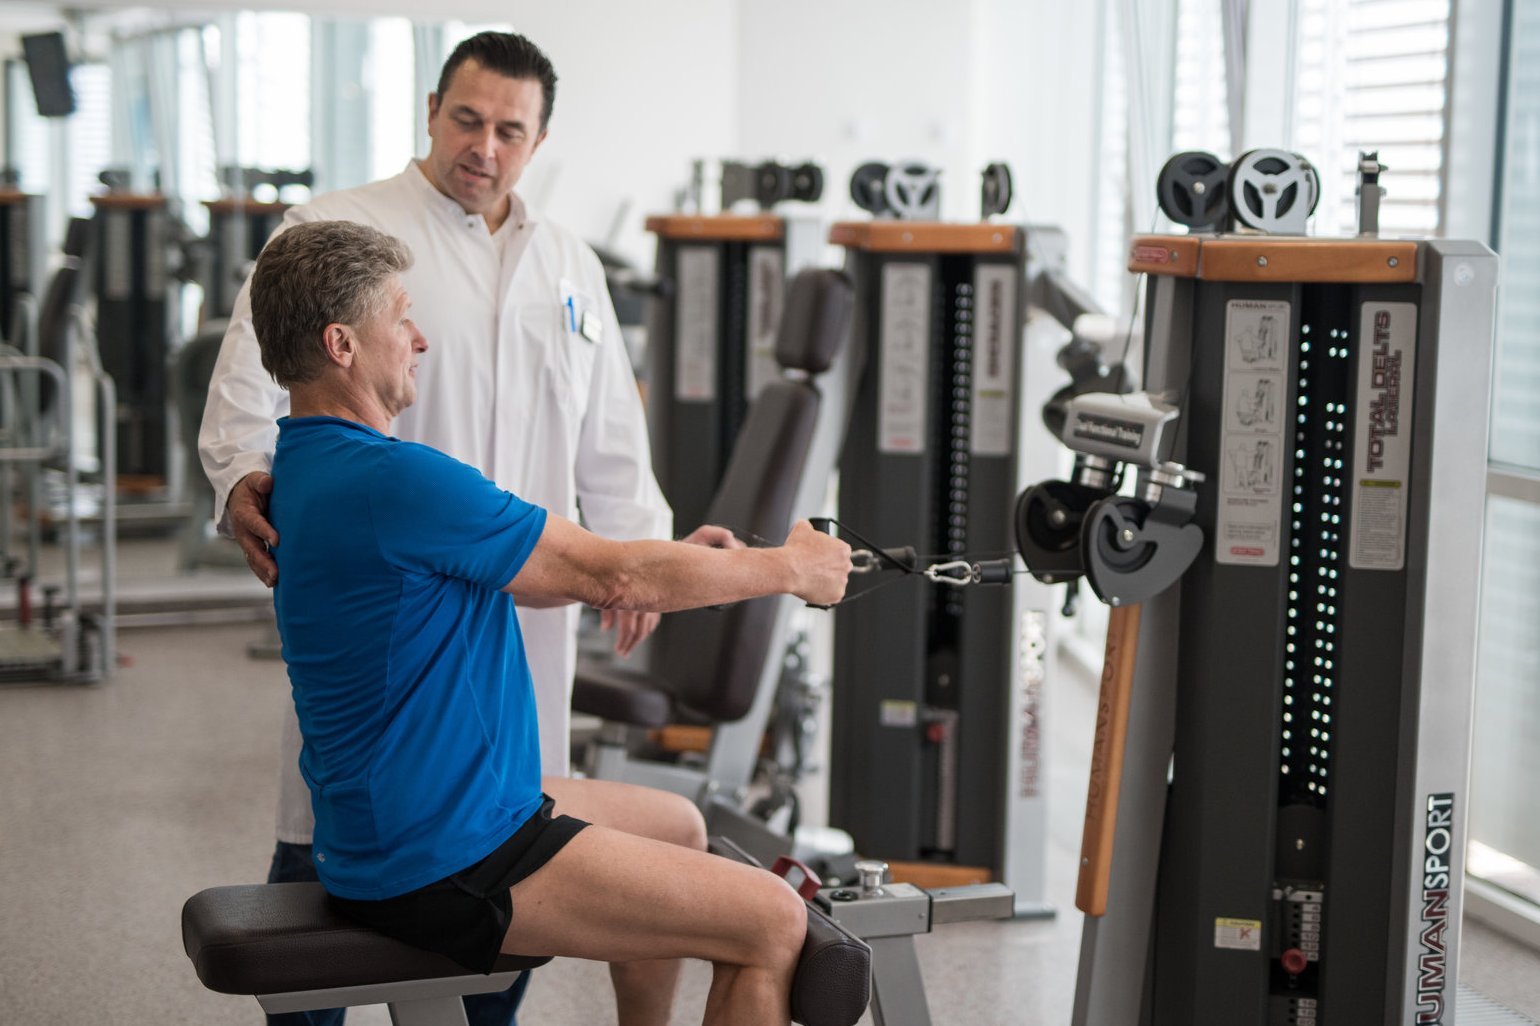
[[329, 794, 589, 973]]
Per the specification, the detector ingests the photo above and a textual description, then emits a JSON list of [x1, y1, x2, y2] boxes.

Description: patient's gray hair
[[250, 220, 413, 388]]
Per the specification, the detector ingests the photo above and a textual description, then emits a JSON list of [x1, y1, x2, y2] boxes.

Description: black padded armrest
[[709, 836, 872, 1026], [182, 883, 548, 996]]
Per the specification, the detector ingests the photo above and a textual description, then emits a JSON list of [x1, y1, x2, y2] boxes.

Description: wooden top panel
[[0, 190, 40, 206], [90, 193, 168, 211], [204, 199, 291, 214], [644, 214, 784, 242], [830, 221, 1018, 254], [1128, 234, 1419, 284]]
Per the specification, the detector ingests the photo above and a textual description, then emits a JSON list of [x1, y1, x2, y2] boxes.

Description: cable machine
[[1016, 150, 1500, 1024], [826, 209, 1080, 915]]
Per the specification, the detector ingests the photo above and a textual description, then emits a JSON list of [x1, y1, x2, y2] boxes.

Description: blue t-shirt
[[269, 416, 549, 900]]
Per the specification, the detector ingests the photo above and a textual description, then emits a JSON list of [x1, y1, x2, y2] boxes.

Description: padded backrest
[[650, 382, 820, 721], [647, 267, 855, 722], [775, 268, 854, 374]]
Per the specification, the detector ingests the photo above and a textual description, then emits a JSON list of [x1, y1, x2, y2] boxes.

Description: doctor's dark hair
[[437, 32, 558, 130], [250, 221, 414, 388]]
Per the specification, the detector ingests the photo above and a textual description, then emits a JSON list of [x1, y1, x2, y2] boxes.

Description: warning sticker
[[1349, 302, 1417, 571], [1214, 917, 1263, 951], [1216, 300, 1290, 566]]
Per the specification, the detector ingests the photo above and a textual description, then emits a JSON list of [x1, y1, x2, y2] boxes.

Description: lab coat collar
[[404, 159, 537, 233]]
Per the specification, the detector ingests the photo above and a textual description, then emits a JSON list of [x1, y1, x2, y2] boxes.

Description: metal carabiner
[[923, 560, 976, 586]]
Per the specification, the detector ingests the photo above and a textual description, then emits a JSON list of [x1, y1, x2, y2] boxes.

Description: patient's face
[[353, 277, 428, 420]]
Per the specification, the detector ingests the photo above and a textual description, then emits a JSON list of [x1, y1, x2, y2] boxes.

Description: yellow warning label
[[1214, 917, 1263, 951]]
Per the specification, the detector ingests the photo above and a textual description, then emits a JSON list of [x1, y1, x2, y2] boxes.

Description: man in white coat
[[199, 32, 702, 1026]]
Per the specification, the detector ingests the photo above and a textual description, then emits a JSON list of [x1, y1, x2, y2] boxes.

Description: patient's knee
[[651, 789, 707, 851]]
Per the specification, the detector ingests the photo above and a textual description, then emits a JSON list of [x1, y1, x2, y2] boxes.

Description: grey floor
[[2, 546, 1540, 1023]]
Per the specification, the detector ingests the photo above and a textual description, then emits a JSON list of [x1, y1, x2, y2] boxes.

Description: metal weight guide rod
[[1018, 231, 1500, 1025]]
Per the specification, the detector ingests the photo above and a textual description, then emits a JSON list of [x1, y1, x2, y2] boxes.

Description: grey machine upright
[[89, 188, 176, 482], [643, 159, 825, 532], [1015, 149, 1500, 1024], [827, 207, 1086, 915]]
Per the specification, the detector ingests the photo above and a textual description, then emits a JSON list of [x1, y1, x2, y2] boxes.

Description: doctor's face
[[425, 60, 547, 222]]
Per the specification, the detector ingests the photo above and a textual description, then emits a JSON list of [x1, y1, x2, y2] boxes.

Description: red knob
[[926, 722, 947, 744], [1281, 948, 1309, 975]]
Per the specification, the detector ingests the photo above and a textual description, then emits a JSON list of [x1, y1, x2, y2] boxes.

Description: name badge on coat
[[559, 277, 603, 344]]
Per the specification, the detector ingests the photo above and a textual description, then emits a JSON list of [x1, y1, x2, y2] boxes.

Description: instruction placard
[[1216, 300, 1290, 566], [745, 245, 785, 402], [970, 263, 1016, 456], [1349, 302, 1418, 571], [674, 246, 720, 401], [878, 263, 932, 454]]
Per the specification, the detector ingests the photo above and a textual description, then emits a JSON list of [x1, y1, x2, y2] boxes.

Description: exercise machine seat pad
[[775, 269, 854, 375], [571, 659, 676, 728], [182, 883, 549, 996]]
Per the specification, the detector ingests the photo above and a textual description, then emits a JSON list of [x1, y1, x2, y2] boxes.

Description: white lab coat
[[199, 161, 672, 844]]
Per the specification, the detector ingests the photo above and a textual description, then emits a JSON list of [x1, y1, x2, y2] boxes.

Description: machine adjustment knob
[[854, 859, 889, 896], [1280, 947, 1309, 975]]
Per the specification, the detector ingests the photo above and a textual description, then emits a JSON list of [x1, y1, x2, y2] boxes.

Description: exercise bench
[[183, 876, 872, 1026]]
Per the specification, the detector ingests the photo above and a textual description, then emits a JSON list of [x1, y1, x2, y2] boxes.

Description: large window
[[1469, 0, 1540, 923], [1292, 0, 1451, 236]]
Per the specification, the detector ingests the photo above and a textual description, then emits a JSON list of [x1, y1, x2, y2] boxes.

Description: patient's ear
[[321, 323, 356, 368]]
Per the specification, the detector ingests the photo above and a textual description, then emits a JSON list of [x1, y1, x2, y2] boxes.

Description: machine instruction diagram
[[1217, 299, 1291, 566]]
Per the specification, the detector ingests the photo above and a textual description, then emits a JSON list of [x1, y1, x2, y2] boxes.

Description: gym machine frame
[[828, 219, 1069, 913], [1051, 232, 1496, 1025], [643, 212, 826, 533]]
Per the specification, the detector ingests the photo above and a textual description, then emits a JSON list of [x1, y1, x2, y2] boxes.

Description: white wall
[[733, 0, 1102, 285]]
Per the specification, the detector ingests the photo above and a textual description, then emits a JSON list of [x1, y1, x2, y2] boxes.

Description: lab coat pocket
[[550, 278, 599, 417]]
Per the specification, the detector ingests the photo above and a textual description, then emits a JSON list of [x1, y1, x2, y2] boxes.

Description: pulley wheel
[[1156, 151, 1229, 230], [1014, 480, 1105, 582], [883, 162, 940, 221], [791, 163, 825, 203], [754, 162, 794, 209], [980, 162, 1013, 218], [850, 162, 891, 214], [1084, 497, 1157, 578], [1229, 149, 1319, 235]]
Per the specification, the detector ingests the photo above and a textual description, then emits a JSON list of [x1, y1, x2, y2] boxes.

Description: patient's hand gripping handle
[[1077, 602, 1141, 917]]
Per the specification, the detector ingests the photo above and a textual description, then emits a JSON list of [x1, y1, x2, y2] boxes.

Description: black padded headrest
[[775, 268, 853, 375], [62, 216, 92, 259], [182, 883, 548, 996]]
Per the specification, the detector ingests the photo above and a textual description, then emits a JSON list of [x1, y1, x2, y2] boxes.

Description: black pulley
[[791, 163, 824, 203], [754, 162, 794, 208], [1156, 151, 1230, 231], [1013, 480, 1109, 584], [980, 162, 1013, 218], [850, 162, 890, 214], [1081, 495, 1204, 606]]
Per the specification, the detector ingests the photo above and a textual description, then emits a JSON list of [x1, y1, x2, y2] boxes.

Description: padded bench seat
[[182, 882, 549, 998]]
